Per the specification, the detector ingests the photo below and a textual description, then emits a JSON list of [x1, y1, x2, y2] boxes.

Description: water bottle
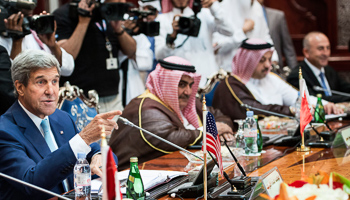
[[294, 92, 301, 121], [244, 111, 258, 155], [127, 157, 145, 200], [254, 115, 263, 153], [235, 120, 245, 148], [314, 94, 325, 123], [74, 152, 91, 200]]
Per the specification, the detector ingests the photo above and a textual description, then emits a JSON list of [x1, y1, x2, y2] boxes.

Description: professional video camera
[[69, 0, 132, 22], [126, 8, 159, 37], [0, 0, 55, 37], [177, 0, 201, 37]]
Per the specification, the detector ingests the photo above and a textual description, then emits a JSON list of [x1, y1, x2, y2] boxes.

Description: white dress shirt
[[0, 33, 74, 76], [18, 100, 91, 158], [304, 58, 332, 95]]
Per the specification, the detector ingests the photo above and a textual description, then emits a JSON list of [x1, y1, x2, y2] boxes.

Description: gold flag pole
[[202, 95, 208, 200], [297, 67, 310, 152]]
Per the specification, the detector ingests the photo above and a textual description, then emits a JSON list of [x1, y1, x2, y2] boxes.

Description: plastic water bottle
[[294, 92, 301, 121], [244, 111, 258, 155], [74, 152, 91, 200], [235, 120, 245, 148]]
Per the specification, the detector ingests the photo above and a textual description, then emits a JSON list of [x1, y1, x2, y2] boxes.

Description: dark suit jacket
[[287, 60, 350, 103], [0, 45, 15, 115], [0, 101, 101, 200], [265, 7, 297, 68]]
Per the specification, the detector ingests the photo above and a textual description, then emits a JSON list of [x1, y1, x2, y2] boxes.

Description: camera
[[127, 8, 159, 37], [0, 0, 55, 37], [177, 16, 201, 37], [69, 0, 132, 22], [176, 0, 201, 37]]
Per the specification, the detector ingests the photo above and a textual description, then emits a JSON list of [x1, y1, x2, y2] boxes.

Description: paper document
[[91, 178, 102, 194], [325, 113, 347, 120], [119, 170, 187, 194]]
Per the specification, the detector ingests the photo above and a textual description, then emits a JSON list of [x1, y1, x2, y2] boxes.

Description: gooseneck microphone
[[240, 104, 298, 122], [0, 172, 70, 200], [313, 86, 350, 97], [118, 116, 204, 161]]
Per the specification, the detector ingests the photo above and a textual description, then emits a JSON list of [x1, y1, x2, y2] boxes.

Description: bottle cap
[[77, 152, 86, 159], [246, 111, 254, 117], [317, 94, 322, 98], [130, 157, 138, 162]]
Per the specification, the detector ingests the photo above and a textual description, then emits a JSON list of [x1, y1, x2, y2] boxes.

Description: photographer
[[53, 0, 136, 113], [155, 0, 233, 86], [0, 9, 74, 76]]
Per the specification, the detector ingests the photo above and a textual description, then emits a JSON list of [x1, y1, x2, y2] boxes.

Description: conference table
[[139, 119, 350, 199]]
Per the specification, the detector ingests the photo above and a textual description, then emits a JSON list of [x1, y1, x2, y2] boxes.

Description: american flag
[[202, 111, 223, 176]]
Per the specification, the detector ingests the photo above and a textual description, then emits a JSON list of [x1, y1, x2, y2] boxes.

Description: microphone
[[118, 116, 204, 162], [240, 104, 298, 122], [313, 86, 350, 97], [0, 172, 70, 200]]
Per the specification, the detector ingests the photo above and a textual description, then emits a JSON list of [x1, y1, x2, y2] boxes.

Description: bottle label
[[128, 175, 135, 183], [244, 129, 257, 137], [75, 174, 91, 186]]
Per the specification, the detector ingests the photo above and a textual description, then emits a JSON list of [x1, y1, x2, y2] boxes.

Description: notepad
[[119, 170, 187, 194]]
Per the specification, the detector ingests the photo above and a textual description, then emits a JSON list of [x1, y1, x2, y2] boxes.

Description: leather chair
[[198, 69, 229, 106], [57, 82, 99, 132]]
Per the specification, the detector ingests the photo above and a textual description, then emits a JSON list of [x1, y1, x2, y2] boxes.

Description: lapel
[[12, 101, 51, 158], [301, 61, 322, 88], [48, 111, 71, 147], [324, 66, 335, 90]]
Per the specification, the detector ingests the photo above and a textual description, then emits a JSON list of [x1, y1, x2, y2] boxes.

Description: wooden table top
[[138, 120, 350, 199]]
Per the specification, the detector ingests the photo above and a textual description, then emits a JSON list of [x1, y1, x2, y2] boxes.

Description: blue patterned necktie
[[40, 119, 69, 192], [319, 72, 331, 96]]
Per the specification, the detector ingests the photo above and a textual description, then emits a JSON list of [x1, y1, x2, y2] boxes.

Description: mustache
[[179, 94, 190, 100]]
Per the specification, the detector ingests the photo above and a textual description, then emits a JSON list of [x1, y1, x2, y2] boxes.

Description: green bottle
[[126, 157, 145, 200], [314, 94, 325, 123], [254, 115, 263, 153]]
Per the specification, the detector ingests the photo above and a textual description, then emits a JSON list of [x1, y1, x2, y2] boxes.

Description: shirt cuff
[[59, 47, 75, 77], [69, 134, 91, 159]]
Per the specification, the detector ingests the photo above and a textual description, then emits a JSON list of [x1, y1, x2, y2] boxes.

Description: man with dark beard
[[109, 56, 234, 170], [212, 38, 341, 123]]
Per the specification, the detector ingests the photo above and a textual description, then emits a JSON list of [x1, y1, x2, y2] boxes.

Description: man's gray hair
[[303, 31, 325, 49], [11, 50, 61, 96]]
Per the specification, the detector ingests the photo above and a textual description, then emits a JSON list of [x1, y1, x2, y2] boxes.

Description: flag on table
[[102, 144, 122, 200], [202, 111, 223, 176], [299, 78, 313, 137]]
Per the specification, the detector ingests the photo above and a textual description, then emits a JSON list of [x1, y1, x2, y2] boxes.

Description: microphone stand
[[314, 86, 350, 97], [0, 172, 70, 200], [241, 104, 298, 122], [222, 138, 246, 176], [118, 117, 204, 161]]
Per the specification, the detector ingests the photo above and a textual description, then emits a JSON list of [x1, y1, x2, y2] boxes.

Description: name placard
[[261, 167, 283, 198], [341, 127, 350, 148]]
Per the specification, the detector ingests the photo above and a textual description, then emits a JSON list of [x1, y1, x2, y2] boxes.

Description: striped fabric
[[232, 38, 274, 84], [146, 56, 201, 128], [161, 0, 194, 13]]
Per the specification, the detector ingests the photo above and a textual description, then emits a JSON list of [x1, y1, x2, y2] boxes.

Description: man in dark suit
[[287, 32, 350, 103], [0, 50, 121, 199], [257, 0, 297, 68], [0, 45, 15, 115]]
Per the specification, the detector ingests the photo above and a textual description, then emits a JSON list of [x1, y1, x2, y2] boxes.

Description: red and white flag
[[299, 78, 313, 137], [102, 144, 122, 200]]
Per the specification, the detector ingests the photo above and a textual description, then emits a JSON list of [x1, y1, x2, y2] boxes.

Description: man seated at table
[[109, 56, 234, 170], [0, 50, 121, 200], [287, 31, 350, 103], [212, 38, 342, 123]]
